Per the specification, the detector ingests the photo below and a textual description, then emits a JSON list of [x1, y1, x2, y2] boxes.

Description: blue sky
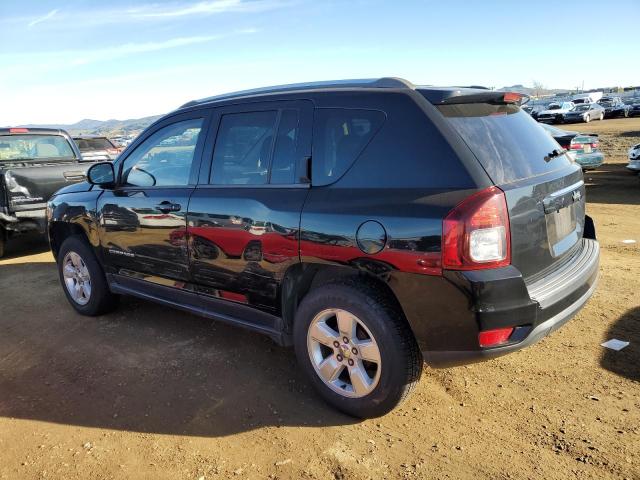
[[0, 0, 638, 125]]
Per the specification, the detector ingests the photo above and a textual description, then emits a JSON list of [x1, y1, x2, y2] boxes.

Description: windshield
[[548, 104, 561, 110], [0, 134, 77, 161], [437, 103, 573, 184], [74, 137, 115, 151]]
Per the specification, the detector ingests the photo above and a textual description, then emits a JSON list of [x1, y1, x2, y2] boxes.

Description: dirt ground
[[0, 118, 638, 480]]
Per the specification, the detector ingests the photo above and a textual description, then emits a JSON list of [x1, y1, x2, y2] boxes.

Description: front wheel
[[294, 280, 423, 418], [585, 114, 591, 123], [57, 236, 118, 316], [600, 112, 604, 121]]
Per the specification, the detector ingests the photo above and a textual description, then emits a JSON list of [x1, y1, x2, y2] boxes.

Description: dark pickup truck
[[0, 128, 96, 257]]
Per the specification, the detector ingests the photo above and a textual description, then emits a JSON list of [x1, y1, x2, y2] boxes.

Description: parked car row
[[525, 95, 640, 124], [536, 101, 605, 124]]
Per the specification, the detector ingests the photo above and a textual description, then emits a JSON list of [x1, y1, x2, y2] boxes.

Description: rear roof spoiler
[[418, 87, 529, 106]]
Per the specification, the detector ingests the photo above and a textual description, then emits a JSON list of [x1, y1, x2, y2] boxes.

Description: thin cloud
[[70, 34, 226, 65], [131, 0, 286, 18], [2, 1, 291, 28], [27, 9, 59, 28], [0, 29, 258, 74]]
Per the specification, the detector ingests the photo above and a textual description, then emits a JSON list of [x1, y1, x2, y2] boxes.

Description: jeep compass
[[48, 78, 599, 418]]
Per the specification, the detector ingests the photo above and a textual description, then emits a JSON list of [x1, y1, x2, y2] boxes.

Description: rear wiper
[[544, 149, 567, 162]]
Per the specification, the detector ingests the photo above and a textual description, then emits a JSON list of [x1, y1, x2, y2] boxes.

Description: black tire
[[57, 236, 118, 316], [293, 279, 423, 418]]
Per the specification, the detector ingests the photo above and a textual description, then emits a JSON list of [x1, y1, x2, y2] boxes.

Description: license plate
[[583, 145, 592, 153], [545, 203, 578, 253], [553, 205, 576, 239]]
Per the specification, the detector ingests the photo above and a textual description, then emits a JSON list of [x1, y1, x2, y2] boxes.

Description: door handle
[[155, 201, 181, 213]]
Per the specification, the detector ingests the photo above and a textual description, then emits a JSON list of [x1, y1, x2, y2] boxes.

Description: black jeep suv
[[48, 78, 599, 417]]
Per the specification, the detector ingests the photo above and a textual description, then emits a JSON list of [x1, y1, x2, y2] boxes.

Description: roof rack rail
[[180, 77, 414, 108]]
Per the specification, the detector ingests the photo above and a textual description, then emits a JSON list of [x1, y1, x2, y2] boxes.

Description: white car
[[628, 143, 640, 172], [536, 102, 576, 124]]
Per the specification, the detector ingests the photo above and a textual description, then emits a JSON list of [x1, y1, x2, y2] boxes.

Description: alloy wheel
[[62, 251, 92, 305], [307, 308, 382, 398]]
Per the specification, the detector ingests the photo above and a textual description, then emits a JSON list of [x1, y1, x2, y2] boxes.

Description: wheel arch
[[280, 262, 409, 335], [49, 221, 93, 260]]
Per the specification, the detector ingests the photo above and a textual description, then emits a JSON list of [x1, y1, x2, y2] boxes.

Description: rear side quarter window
[[312, 108, 385, 186]]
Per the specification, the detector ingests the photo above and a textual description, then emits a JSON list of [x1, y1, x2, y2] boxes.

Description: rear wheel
[[585, 114, 591, 123], [294, 280, 423, 418], [57, 236, 118, 316], [624, 109, 629, 118], [600, 112, 604, 121]]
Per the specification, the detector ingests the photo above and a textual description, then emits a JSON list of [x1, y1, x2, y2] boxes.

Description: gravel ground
[[0, 117, 638, 480]]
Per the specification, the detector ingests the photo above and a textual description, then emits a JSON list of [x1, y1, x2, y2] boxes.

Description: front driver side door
[[97, 112, 210, 283]]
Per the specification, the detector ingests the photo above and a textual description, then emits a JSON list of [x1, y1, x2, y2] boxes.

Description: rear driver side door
[[188, 100, 313, 316]]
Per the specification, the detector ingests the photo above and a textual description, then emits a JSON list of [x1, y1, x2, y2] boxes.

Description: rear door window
[[436, 103, 573, 184], [312, 109, 385, 186], [207, 102, 312, 186], [210, 111, 278, 185], [270, 109, 300, 184]]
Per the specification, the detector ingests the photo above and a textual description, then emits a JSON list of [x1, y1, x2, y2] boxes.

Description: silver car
[[628, 143, 640, 173]]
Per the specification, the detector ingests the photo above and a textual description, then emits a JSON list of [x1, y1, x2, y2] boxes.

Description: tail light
[[479, 327, 514, 347], [106, 148, 119, 155], [591, 142, 599, 149], [442, 186, 511, 270], [569, 143, 582, 150]]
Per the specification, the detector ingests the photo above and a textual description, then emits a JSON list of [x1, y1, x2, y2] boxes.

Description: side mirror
[[87, 162, 115, 187]]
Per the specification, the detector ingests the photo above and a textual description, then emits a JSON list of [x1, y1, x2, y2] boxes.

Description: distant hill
[[496, 84, 570, 97], [21, 114, 163, 137]]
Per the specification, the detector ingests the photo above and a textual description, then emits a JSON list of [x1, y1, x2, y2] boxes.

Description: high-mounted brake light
[[479, 327, 514, 347], [442, 186, 511, 270], [9, 128, 29, 133], [502, 92, 523, 104]]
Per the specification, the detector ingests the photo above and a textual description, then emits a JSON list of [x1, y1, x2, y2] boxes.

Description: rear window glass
[[437, 103, 573, 184], [312, 108, 385, 186], [0, 134, 77, 161], [74, 137, 114, 151]]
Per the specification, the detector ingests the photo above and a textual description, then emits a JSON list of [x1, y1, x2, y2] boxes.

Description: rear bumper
[[413, 238, 600, 367], [424, 274, 598, 367], [627, 161, 640, 172], [576, 152, 604, 169]]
